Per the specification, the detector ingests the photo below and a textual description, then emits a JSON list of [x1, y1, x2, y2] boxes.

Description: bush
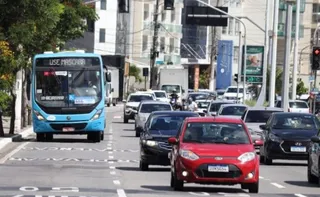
[[0, 91, 12, 116]]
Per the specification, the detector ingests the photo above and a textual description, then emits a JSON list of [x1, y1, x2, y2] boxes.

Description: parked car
[[139, 111, 199, 171], [259, 112, 319, 165], [168, 116, 262, 193], [134, 100, 173, 137]]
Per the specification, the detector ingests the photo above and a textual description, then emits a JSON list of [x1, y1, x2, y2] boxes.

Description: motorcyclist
[[170, 89, 179, 100], [188, 97, 198, 112]]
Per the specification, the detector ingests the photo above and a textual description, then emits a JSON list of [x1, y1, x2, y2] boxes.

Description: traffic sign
[[241, 76, 262, 83], [185, 6, 228, 26]]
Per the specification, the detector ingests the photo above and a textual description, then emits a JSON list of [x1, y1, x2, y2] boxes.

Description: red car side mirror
[[254, 139, 263, 146], [168, 137, 178, 145]]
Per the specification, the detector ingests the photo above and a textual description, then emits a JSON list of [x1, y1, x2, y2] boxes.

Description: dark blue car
[[139, 111, 199, 171], [259, 112, 320, 165]]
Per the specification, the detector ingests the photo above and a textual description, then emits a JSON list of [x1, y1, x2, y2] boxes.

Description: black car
[[139, 111, 199, 171], [259, 112, 320, 165]]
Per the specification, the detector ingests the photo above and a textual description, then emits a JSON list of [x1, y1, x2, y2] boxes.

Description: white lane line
[[110, 171, 116, 175], [108, 151, 113, 154], [0, 142, 30, 164], [113, 180, 121, 185], [117, 189, 127, 197], [107, 143, 112, 146], [294, 194, 307, 197], [259, 176, 264, 179], [271, 182, 285, 189], [109, 166, 116, 169], [113, 116, 122, 119], [108, 161, 114, 164], [188, 192, 210, 196], [109, 155, 114, 159]]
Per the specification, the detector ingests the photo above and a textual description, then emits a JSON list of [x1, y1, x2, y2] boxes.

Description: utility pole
[[281, 1, 293, 111], [291, 0, 301, 100], [209, 0, 220, 91], [123, 14, 128, 99], [150, 0, 160, 89], [269, 0, 280, 107], [256, 0, 270, 106]]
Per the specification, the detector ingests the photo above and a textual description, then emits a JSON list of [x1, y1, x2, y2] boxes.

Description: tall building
[[126, 0, 184, 89], [64, 0, 118, 55]]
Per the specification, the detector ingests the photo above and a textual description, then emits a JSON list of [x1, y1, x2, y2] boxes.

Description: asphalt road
[[0, 104, 319, 197]]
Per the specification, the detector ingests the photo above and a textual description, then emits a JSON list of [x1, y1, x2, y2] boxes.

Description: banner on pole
[[216, 40, 233, 90]]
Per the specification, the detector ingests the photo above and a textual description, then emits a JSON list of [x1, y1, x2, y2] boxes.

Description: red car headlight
[[179, 149, 199, 161], [238, 152, 256, 163]]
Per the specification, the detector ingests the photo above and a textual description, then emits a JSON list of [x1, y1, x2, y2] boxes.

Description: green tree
[[199, 69, 210, 89], [296, 80, 308, 95], [266, 67, 283, 101], [129, 64, 142, 83], [0, 0, 98, 133]]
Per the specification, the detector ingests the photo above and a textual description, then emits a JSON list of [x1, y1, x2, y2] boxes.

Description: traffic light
[[164, 0, 174, 10], [118, 0, 129, 13], [234, 74, 238, 83], [312, 47, 320, 70]]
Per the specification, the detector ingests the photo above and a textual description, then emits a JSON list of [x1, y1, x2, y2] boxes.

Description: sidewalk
[[0, 116, 33, 150]]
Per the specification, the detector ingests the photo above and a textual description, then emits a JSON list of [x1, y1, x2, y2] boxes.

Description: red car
[[168, 116, 263, 193]]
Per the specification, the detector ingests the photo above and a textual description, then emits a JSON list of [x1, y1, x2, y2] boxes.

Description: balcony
[[278, 23, 304, 38], [279, 0, 305, 12], [143, 22, 182, 34]]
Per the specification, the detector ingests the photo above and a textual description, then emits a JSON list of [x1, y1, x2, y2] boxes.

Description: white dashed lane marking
[[113, 116, 122, 119], [294, 194, 308, 197], [117, 189, 127, 197], [113, 180, 121, 185], [271, 182, 285, 188]]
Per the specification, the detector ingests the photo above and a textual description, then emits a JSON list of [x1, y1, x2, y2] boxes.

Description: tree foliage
[[199, 68, 210, 88], [129, 64, 142, 83], [296, 80, 308, 95], [0, 0, 98, 134]]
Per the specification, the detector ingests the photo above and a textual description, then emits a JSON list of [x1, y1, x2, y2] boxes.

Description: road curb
[[0, 127, 33, 149]]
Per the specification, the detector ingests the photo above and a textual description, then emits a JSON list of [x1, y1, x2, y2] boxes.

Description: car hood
[[272, 129, 318, 140], [156, 98, 169, 102], [147, 131, 178, 140], [218, 115, 241, 119], [181, 144, 254, 157], [126, 102, 140, 108]]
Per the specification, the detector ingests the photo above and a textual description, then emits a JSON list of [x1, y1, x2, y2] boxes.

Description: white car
[[275, 100, 310, 113], [123, 93, 154, 123], [216, 103, 248, 118], [195, 100, 211, 116], [223, 86, 252, 102], [241, 107, 283, 151], [152, 90, 169, 102], [136, 91, 157, 100], [134, 101, 173, 137]]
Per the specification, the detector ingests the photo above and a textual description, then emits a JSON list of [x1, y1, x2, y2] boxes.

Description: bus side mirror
[[105, 72, 111, 82], [111, 88, 114, 92]]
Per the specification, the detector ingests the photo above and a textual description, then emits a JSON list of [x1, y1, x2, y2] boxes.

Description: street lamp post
[[195, 0, 248, 102]]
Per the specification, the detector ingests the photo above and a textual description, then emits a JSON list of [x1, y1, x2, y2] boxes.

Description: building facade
[[64, 0, 118, 55]]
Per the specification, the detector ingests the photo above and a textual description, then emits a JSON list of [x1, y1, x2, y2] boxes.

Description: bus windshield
[[34, 57, 102, 108]]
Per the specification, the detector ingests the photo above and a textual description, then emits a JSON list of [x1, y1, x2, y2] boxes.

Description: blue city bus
[[31, 51, 111, 142]]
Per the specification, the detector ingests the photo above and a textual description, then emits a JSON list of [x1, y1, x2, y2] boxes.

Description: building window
[[235, 21, 240, 35], [162, 9, 166, 22], [144, 4, 149, 20], [228, 18, 233, 35], [233, 47, 239, 62], [222, 26, 227, 34], [160, 37, 165, 52], [87, 19, 94, 32], [169, 38, 174, 52], [143, 35, 148, 51], [171, 10, 175, 22], [99, 28, 105, 43], [278, 10, 286, 23], [101, 0, 106, 10]]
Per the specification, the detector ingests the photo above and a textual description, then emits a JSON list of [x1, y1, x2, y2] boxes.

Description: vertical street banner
[[216, 40, 233, 90], [242, 45, 264, 76]]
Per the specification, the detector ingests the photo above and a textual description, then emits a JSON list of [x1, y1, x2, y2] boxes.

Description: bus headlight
[[33, 110, 45, 121], [91, 109, 103, 120]]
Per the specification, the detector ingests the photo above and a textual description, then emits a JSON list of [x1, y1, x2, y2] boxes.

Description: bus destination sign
[[36, 57, 100, 67]]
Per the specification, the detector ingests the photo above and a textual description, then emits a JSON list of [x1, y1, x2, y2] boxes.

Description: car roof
[[196, 99, 211, 102], [129, 93, 153, 96], [273, 112, 314, 116], [189, 92, 208, 95], [210, 100, 235, 104], [220, 104, 247, 107], [247, 107, 283, 111], [185, 116, 244, 124], [150, 111, 199, 116], [152, 90, 166, 92], [140, 100, 170, 104]]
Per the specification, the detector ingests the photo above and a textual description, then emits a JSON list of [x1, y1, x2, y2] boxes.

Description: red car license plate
[[62, 127, 75, 132]]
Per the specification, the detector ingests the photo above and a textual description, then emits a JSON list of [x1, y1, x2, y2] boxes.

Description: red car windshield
[[182, 122, 250, 144]]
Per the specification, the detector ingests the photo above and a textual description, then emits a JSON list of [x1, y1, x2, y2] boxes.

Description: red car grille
[[195, 164, 242, 178]]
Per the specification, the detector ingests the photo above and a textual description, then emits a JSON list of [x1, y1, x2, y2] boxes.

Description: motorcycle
[[170, 98, 178, 110]]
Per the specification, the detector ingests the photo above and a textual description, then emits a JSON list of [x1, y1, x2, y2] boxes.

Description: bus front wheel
[[87, 132, 101, 143]]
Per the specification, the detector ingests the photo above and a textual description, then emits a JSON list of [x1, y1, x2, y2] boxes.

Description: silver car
[[134, 100, 173, 137], [216, 103, 248, 118], [203, 100, 235, 116], [241, 107, 283, 151]]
